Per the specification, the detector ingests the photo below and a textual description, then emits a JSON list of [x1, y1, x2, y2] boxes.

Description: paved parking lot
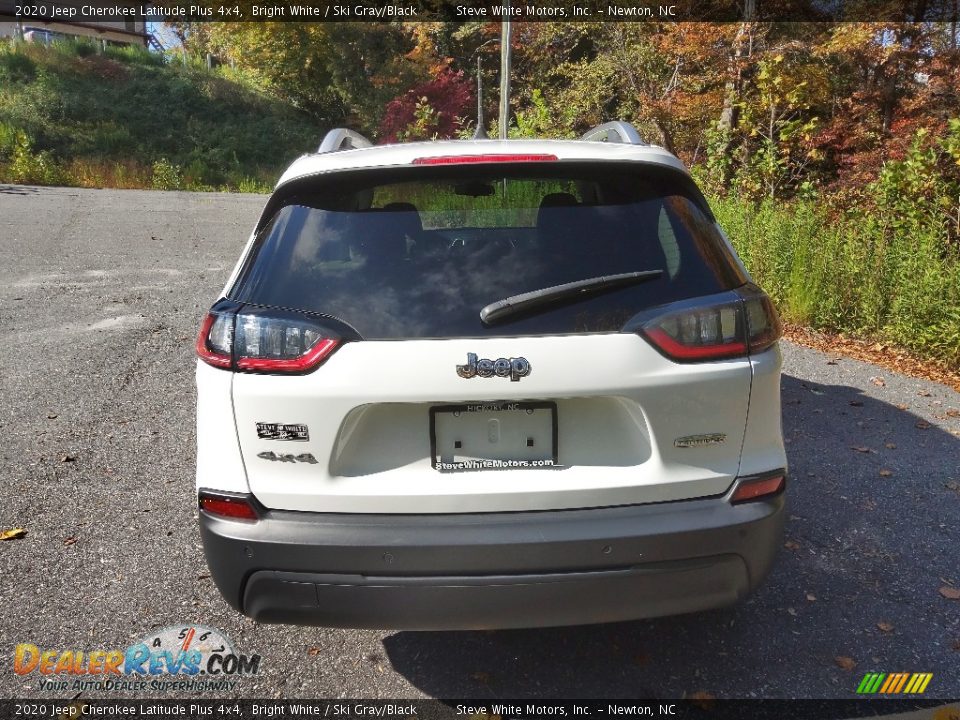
[[0, 185, 958, 700]]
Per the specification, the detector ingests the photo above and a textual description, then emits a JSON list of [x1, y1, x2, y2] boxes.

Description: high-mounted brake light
[[730, 473, 785, 504], [412, 154, 559, 165], [198, 491, 259, 521], [639, 287, 782, 363], [196, 306, 342, 374]]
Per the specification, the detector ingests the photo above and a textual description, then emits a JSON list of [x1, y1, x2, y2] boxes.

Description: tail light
[[638, 286, 782, 362], [730, 472, 786, 504], [198, 490, 259, 521], [195, 312, 233, 369], [196, 302, 345, 374]]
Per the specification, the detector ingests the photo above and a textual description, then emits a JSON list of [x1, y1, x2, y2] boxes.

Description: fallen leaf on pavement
[[688, 692, 716, 710], [60, 454, 76, 462], [879, 469, 893, 477], [885, 442, 896, 449], [0, 528, 27, 541], [787, 607, 797, 616], [851, 446, 874, 453], [835, 656, 857, 671], [63, 537, 77, 546], [916, 421, 931, 429], [947, 409, 960, 418], [917, 391, 932, 397], [806, 593, 817, 601], [785, 540, 801, 551], [870, 376, 886, 387], [952, 639, 960, 651], [932, 707, 960, 720], [939, 586, 960, 600], [849, 400, 863, 406], [877, 622, 894, 633], [306, 648, 321, 656]]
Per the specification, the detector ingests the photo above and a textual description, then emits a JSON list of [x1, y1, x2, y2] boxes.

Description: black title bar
[[3, 0, 960, 22], [0, 699, 957, 720]]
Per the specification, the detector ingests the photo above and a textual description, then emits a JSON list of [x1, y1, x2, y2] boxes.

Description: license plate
[[429, 401, 558, 472]]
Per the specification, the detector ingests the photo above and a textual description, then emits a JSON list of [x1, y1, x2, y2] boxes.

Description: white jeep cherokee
[[195, 122, 787, 630]]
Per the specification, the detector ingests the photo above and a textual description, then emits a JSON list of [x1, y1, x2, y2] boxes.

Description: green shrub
[[104, 44, 165, 67], [151, 157, 183, 190], [0, 47, 37, 83], [7, 131, 69, 185], [234, 176, 272, 194], [56, 37, 98, 58], [0, 122, 18, 161]]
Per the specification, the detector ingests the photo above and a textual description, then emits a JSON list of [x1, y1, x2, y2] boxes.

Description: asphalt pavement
[[0, 185, 958, 700]]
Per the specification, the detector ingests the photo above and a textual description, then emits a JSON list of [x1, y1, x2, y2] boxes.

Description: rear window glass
[[229, 164, 746, 339]]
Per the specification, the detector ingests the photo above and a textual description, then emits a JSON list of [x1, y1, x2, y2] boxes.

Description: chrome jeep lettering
[[456, 353, 531, 382]]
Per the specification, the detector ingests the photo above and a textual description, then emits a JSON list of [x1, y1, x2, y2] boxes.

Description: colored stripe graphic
[[857, 673, 885, 694], [857, 673, 931, 694]]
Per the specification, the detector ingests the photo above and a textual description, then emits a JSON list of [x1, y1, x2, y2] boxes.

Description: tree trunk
[[717, 0, 756, 190]]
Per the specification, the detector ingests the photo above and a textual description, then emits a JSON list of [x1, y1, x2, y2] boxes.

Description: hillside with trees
[[0, 40, 324, 191]]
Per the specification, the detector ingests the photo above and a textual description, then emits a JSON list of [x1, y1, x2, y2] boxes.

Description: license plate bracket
[[429, 401, 558, 472]]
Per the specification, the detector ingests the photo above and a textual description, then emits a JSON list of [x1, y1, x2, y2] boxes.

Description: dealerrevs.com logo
[[14, 625, 261, 693]]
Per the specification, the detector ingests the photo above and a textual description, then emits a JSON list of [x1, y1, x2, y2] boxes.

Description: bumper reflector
[[199, 491, 259, 521], [730, 474, 785, 504]]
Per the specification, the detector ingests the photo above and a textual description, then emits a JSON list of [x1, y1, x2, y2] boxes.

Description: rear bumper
[[199, 485, 785, 630]]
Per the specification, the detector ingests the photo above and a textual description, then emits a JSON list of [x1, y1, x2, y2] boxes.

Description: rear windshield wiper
[[480, 270, 663, 325]]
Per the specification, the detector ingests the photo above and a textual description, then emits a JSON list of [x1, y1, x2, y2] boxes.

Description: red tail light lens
[[412, 154, 559, 165], [196, 305, 342, 374], [730, 473, 785, 504], [639, 287, 781, 362], [234, 313, 339, 372], [642, 300, 746, 360], [198, 491, 259, 521], [196, 313, 233, 369]]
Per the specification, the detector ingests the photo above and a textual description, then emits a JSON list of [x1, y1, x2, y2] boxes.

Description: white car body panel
[[195, 361, 247, 494], [225, 334, 753, 513]]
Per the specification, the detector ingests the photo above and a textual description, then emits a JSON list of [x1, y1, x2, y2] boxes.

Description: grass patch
[[0, 38, 321, 191]]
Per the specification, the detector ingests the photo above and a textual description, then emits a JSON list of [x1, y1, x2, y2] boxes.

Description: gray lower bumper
[[199, 491, 784, 630]]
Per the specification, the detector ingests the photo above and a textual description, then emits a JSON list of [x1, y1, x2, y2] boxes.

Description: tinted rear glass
[[230, 163, 746, 339]]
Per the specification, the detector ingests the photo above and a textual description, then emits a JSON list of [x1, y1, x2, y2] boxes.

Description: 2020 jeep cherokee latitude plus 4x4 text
[[195, 124, 787, 630]]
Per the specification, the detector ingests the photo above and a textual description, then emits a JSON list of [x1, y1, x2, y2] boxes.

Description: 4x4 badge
[[456, 353, 531, 382]]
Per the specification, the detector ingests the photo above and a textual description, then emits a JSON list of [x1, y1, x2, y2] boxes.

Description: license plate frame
[[429, 401, 559, 472]]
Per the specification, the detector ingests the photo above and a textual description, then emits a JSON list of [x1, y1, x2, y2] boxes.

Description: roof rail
[[317, 129, 373, 154], [580, 121, 646, 146]]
